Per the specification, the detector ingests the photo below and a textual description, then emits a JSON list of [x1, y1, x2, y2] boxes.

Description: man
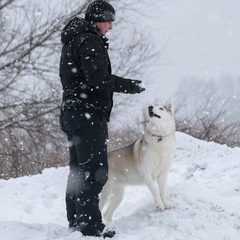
[[59, 0, 145, 238]]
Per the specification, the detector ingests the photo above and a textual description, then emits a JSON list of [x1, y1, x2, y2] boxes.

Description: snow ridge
[[0, 132, 239, 240]]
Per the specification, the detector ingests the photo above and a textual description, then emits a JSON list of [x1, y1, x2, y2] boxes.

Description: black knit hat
[[85, 0, 115, 22]]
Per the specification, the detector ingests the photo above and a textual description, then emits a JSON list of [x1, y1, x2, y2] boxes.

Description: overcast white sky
[[139, 0, 240, 98]]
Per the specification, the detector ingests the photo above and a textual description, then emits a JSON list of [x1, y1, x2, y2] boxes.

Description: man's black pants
[[60, 110, 108, 235]]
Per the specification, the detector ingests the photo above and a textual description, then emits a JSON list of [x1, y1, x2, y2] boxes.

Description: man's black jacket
[[59, 17, 143, 121]]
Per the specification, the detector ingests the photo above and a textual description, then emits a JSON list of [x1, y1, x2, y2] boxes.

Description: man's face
[[95, 21, 113, 35]]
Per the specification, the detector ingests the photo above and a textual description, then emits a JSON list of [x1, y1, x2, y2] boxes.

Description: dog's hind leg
[[103, 184, 125, 222]]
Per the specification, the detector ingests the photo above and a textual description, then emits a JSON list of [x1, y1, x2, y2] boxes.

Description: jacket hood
[[61, 17, 98, 44]]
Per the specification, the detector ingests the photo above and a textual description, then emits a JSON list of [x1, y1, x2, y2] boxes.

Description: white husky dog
[[99, 102, 176, 222]]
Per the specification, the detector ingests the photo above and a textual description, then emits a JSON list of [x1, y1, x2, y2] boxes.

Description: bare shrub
[[108, 105, 152, 152], [174, 75, 240, 147], [108, 123, 143, 152]]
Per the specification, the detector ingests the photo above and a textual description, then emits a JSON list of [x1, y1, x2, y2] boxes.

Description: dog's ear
[[164, 101, 174, 115]]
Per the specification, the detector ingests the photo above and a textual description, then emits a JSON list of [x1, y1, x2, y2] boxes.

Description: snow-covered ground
[[0, 132, 239, 240]]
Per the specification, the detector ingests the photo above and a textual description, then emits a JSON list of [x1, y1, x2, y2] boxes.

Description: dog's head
[[147, 102, 175, 136]]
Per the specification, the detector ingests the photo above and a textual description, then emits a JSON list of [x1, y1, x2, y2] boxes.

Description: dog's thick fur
[[99, 102, 176, 222]]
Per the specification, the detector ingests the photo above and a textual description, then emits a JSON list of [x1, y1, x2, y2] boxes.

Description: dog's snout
[[148, 106, 153, 111], [148, 106, 162, 119], [148, 106, 154, 117]]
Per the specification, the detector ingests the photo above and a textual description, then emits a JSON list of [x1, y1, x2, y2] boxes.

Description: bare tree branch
[[0, 0, 161, 179]]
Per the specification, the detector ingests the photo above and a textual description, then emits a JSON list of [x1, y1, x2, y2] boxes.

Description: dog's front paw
[[164, 202, 174, 209], [156, 202, 165, 211]]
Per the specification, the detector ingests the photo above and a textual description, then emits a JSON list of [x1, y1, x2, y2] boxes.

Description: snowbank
[[0, 132, 239, 240]]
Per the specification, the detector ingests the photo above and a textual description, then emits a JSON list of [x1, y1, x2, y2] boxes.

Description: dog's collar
[[151, 132, 174, 142]]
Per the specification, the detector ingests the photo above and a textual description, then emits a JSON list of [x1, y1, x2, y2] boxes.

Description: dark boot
[[79, 225, 115, 238], [101, 228, 116, 238], [68, 220, 77, 232]]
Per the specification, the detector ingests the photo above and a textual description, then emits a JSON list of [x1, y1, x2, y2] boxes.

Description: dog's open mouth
[[148, 106, 161, 118]]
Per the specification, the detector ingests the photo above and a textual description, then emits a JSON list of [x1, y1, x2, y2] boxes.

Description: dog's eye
[[159, 107, 164, 111]]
